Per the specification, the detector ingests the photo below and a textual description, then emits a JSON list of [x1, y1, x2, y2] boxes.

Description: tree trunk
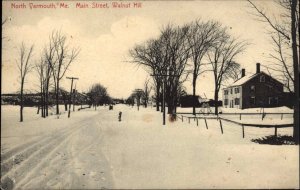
[[214, 89, 219, 115], [20, 104, 23, 122], [167, 99, 172, 114], [42, 90, 45, 118], [56, 81, 60, 115], [38, 84, 43, 117], [73, 98, 75, 111], [38, 84, 41, 115], [45, 89, 49, 117], [167, 98, 176, 115], [63, 94, 68, 111], [156, 84, 160, 111], [192, 75, 197, 115], [20, 84, 24, 122], [45, 70, 50, 117], [291, 0, 299, 144], [160, 90, 163, 113]]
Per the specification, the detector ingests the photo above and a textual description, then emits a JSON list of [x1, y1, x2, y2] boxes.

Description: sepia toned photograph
[[1, 0, 299, 189]]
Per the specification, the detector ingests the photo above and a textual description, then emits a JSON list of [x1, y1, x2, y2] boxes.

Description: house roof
[[226, 71, 283, 88], [230, 73, 257, 87]]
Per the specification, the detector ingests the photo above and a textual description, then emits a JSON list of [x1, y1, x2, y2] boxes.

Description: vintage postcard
[[1, 0, 299, 189]]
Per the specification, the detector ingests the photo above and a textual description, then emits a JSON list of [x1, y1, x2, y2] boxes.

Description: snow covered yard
[[1, 105, 299, 189]]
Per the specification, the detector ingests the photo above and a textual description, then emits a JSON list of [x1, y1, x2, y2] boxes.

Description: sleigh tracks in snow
[[0, 118, 94, 190]]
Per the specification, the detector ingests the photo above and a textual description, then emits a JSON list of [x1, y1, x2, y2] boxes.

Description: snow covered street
[[1, 105, 299, 189]]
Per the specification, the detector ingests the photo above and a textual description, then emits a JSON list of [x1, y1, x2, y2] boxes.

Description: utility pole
[[151, 68, 179, 125], [73, 83, 77, 112], [66, 77, 79, 118], [133, 89, 143, 111]]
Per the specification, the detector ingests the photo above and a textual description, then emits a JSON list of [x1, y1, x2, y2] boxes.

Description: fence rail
[[176, 112, 293, 120], [176, 114, 293, 138]]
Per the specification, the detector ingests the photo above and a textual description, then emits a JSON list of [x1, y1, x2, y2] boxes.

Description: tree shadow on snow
[[251, 135, 297, 145]]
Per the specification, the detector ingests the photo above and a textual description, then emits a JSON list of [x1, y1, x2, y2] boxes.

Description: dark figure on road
[[118, 111, 122, 122]]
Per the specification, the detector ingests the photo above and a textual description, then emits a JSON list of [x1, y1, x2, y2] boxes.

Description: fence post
[[219, 119, 223, 134], [182, 115, 183, 122], [242, 124, 245, 138], [240, 113, 242, 120], [281, 113, 283, 120], [274, 126, 277, 137], [204, 118, 208, 129], [196, 118, 199, 126], [188, 118, 190, 124]]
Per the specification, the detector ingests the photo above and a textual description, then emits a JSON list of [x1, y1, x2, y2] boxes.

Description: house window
[[274, 97, 279, 105], [250, 85, 255, 92], [230, 88, 233, 94], [260, 75, 265, 82], [268, 97, 273, 105], [235, 87, 239, 94], [224, 90, 228, 95], [224, 99, 228, 105], [234, 98, 240, 105], [250, 96, 255, 105]]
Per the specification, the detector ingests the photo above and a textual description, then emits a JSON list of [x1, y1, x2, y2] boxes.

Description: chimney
[[256, 63, 260, 73], [241, 69, 245, 77]]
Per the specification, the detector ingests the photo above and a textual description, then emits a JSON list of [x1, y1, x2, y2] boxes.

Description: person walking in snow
[[118, 111, 122, 122]]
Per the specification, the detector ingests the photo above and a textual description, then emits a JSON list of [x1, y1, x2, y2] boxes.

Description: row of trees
[[129, 20, 247, 115], [7, 23, 111, 121], [16, 30, 80, 121]]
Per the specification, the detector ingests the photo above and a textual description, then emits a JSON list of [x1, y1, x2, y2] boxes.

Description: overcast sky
[[2, 0, 281, 99]]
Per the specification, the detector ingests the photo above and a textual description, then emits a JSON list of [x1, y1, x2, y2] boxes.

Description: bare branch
[[247, 0, 290, 40]]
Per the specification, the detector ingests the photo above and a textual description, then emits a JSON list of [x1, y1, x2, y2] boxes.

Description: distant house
[[180, 95, 204, 107], [222, 63, 289, 109]]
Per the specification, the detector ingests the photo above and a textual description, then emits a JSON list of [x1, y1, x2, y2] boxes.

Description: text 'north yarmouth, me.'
[[10, 2, 143, 9]]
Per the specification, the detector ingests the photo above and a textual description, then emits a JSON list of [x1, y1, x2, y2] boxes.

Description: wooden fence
[[176, 114, 293, 138], [176, 112, 293, 121]]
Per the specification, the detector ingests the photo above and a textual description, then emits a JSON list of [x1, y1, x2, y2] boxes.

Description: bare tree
[[187, 20, 221, 115], [130, 24, 191, 115], [207, 30, 247, 115], [43, 37, 56, 117], [17, 42, 34, 122], [2, 17, 10, 41], [46, 30, 80, 115], [134, 89, 144, 111], [87, 83, 110, 110], [129, 38, 166, 111], [126, 93, 135, 107], [161, 24, 191, 114], [248, 0, 299, 143], [35, 53, 53, 118], [143, 78, 152, 108], [35, 57, 46, 118]]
